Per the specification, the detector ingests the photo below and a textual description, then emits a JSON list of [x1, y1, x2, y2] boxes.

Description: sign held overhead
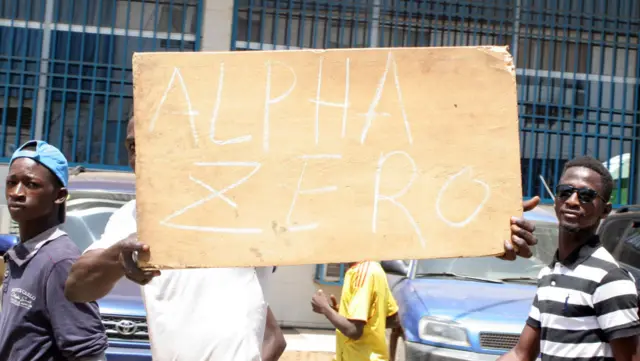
[[132, 46, 523, 269]]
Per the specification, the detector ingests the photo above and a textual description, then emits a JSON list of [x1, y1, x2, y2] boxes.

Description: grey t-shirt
[[0, 227, 108, 361]]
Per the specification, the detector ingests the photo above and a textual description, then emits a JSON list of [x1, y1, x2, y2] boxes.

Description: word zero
[[159, 153, 491, 248]]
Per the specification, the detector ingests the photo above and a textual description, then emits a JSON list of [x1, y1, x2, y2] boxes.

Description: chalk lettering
[[210, 62, 252, 145], [264, 61, 297, 152], [372, 151, 425, 247], [159, 161, 263, 234], [309, 57, 351, 142], [360, 52, 413, 145], [286, 154, 341, 232], [435, 167, 490, 228], [148, 67, 200, 146]]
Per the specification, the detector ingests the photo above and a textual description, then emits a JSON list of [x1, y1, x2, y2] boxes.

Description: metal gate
[[0, 0, 203, 170], [231, 0, 640, 206]]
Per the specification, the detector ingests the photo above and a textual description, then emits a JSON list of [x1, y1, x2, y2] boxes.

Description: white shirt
[[85, 200, 272, 361]]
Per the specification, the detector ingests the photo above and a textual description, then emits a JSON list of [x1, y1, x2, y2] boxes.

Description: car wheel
[[395, 336, 406, 361]]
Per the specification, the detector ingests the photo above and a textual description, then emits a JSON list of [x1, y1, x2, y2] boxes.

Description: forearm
[[497, 344, 538, 361], [262, 307, 286, 361], [64, 247, 125, 302], [322, 307, 362, 340], [262, 332, 286, 361], [386, 313, 400, 329]]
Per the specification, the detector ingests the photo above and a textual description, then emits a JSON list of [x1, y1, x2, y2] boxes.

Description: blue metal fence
[[231, 0, 640, 208], [0, 0, 203, 170]]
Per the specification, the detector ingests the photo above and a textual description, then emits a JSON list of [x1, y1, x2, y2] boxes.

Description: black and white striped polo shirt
[[527, 236, 640, 361]]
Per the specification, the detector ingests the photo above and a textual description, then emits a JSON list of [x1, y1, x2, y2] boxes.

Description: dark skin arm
[[65, 235, 160, 302], [496, 325, 540, 361], [262, 306, 286, 361], [312, 290, 365, 340], [386, 313, 400, 329], [389, 326, 403, 361], [610, 336, 640, 361]]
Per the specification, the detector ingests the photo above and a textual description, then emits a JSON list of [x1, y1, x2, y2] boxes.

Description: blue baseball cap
[[10, 140, 69, 187]]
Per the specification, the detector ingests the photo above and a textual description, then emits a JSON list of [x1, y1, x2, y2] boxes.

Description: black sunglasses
[[555, 184, 607, 203]]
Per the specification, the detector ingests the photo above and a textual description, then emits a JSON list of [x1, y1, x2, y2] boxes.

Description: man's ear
[[602, 202, 612, 219], [54, 187, 68, 205]]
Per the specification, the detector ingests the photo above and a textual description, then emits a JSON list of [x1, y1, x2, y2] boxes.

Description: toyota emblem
[[115, 320, 138, 336]]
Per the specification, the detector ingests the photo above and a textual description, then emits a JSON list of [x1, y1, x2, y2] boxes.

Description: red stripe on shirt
[[354, 262, 370, 288]]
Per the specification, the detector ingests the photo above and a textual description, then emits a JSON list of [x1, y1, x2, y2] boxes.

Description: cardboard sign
[[132, 46, 523, 269]]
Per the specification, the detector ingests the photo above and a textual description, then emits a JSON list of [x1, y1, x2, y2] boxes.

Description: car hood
[[97, 278, 146, 318], [410, 279, 536, 332]]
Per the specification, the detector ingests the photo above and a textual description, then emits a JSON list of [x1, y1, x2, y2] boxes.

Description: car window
[[61, 207, 121, 252], [416, 255, 545, 282], [612, 223, 640, 269], [62, 192, 130, 253], [530, 221, 559, 265], [599, 218, 633, 253]]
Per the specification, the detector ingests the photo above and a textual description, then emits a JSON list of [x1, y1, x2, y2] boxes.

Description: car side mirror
[[0, 234, 19, 256], [381, 260, 408, 276]]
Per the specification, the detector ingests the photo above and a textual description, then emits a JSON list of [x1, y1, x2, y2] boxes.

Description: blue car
[[382, 205, 558, 361], [0, 169, 150, 360]]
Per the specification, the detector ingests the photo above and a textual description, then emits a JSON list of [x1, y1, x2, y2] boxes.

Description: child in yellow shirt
[[311, 261, 399, 361]]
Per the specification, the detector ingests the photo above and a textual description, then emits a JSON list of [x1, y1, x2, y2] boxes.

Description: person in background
[[312, 260, 400, 361], [64, 116, 286, 361], [498, 155, 640, 361], [0, 140, 108, 361]]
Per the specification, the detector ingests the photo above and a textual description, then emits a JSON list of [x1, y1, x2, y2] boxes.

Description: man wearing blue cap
[[0, 140, 108, 361]]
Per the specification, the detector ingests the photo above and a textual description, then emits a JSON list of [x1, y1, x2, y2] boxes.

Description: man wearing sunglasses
[[499, 155, 640, 361]]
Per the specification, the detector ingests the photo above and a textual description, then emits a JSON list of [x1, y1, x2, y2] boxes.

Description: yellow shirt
[[335, 261, 399, 361]]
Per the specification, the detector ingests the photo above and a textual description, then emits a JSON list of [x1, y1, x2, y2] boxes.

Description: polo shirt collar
[[5, 226, 67, 267], [549, 235, 601, 270]]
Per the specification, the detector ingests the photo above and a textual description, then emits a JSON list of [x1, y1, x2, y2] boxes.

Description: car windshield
[[415, 220, 558, 283], [60, 191, 133, 252], [530, 221, 560, 265]]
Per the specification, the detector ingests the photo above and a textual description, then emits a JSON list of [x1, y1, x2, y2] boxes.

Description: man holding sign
[[64, 116, 286, 361]]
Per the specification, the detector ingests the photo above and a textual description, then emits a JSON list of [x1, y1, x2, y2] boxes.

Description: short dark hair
[[562, 155, 614, 202]]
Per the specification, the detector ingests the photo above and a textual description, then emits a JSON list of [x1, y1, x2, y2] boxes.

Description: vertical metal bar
[[247, 0, 255, 49], [56, 0, 77, 151], [43, 0, 61, 144], [417, 0, 426, 46], [634, 49, 640, 204], [272, 0, 280, 47], [512, 0, 521, 63], [152, 0, 160, 50], [167, 0, 174, 46], [352, 0, 360, 47], [259, 0, 267, 49], [311, 0, 318, 48], [581, 0, 594, 155], [605, 0, 620, 203], [72, 0, 97, 163], [285, 0, 293, 48], [298, 0, 306, 48], [592, 0, 607, 159], [1, 1, 19, 153], [370, 0, 380, 47], [34, 0, 55, 140], [137, 0, 146, 51], [178, 0, 187, 51], [539, 0, 558, 197], [552, 0, 569, 190], [195, 0, 203, 50], [97, 0, 118, 165], [617, 1, 632, 205], [114, 0, 134, 165]]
